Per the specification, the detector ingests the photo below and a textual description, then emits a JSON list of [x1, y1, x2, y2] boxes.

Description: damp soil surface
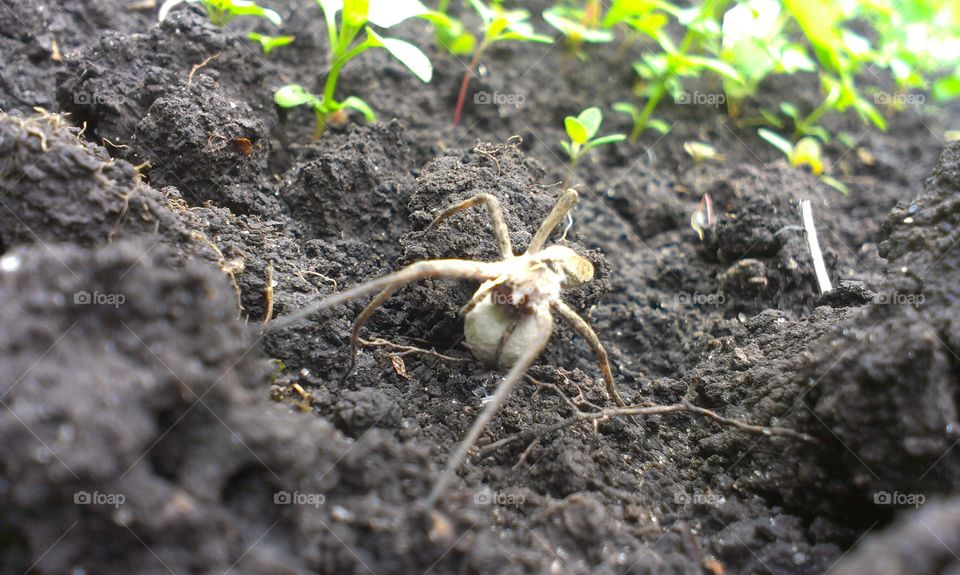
[[2, 1, 960, 574]]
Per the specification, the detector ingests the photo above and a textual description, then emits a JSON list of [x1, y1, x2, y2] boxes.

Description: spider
[[267, 189, 627, 506]]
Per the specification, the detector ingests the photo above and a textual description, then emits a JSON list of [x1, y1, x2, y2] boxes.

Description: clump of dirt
[[131, 75, 270, 208], [0, 112, 185, 248], [801, 141, 960, 509], [280, 121, 416, 240]]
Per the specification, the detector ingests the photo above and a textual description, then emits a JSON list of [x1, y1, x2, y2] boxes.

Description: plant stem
[[562, 160, 577, 190], [313, 108, 327, 139], [453, 40, 488, 127]]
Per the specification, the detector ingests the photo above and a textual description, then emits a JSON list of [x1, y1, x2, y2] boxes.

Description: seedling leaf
[[319, 0, 429, 28], [586, 134, 627, 148], [275, 84, 320, 108], [757, 128, 794, 158], [366, 28, 433, 82], [248, 32, 295, 55], [341, 96, 377, 122], [577, 107, 603, 140], [543, 6, 614, 43], [565, 117, 589, 145]]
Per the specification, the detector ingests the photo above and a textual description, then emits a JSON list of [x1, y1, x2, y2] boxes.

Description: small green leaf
[[467, 0, 494, 27], [612, 102, 638, 119], [819, 175, 850, 195], [933, 75, 960, 102], [758, 128, 794, 158], [565, 117, 589, 145], [576, 107, 603, 140], [792, 137, 824, 175], [227, 0, 283, 26], [560, 140, 574, 159], [340, 96, 377, 122], [648, 119, 672, 135], [365, 28, 433, 82], [587, 134, 627, 147], [678, 55, 743, 82], [368, 0, 430, 28], [543, 7, 614, 43], [275, 84, 320, 108], [248, 32, 295, 55], [779, 102, 799, 119]]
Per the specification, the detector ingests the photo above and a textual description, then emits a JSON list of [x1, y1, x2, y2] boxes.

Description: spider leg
[[264, 259, 503, 332], [343, 284, 401, 382], [425, 193, 513, 259], [551, 300, 627, 407], [425, 310, 553, 508], [494, 316, 521, 366], [527, 189, 579, 254], [459, 276, 507, 317]]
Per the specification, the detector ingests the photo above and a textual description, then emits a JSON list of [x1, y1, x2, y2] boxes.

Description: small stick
[[800, 199, 832, 294], [359, 337, 468, 362], [188, 53, 221, 85], [263, 261, 275, 324], [475, 400, 816, 460]]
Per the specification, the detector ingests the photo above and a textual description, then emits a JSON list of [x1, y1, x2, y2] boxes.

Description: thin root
[[474, 400, 816, 460], [359, 337, 468, 362]]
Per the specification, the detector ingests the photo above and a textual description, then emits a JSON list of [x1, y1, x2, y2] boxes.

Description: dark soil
[[1, 1, 959, 573]]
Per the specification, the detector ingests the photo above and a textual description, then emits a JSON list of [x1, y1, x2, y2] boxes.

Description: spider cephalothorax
[[268, 189, 626, 505]]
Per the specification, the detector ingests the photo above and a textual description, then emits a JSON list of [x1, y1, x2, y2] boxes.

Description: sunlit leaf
[[366, 28, 433, 82]]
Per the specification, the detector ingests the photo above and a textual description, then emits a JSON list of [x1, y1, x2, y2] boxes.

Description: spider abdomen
[[463, 292, 553, 368]]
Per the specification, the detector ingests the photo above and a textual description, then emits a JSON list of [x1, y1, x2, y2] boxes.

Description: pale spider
[[268, 189, 627, 506]]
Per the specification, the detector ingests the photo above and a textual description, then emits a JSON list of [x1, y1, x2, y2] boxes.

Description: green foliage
[[453, 0, 553, 125], [247, 32, 295, 54], [467, 0, 554, 46], [544, 1, 613, 58], [275, 0, 434, 138], [758, 128, 850, 194], [605, 0, 741, 141], [159, 0, 282, 26], [561, 107, 626, 185], [428, 1, 476, 55]]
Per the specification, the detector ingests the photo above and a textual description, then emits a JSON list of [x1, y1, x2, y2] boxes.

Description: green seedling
[[613, 101, 671, 138], [248, 32, 295, 55], [607, 0, 742, 141], [431, 0, 476, 55], [275, 0, 434, 138], [543, 0, 613, 60], [453, 0, 553, 126], [758, 128, 849, 195], [783, 0, 886, 132], [717, 0, 814, 117], [561, 107, 626, 187], [158, 0, 282, 26]]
